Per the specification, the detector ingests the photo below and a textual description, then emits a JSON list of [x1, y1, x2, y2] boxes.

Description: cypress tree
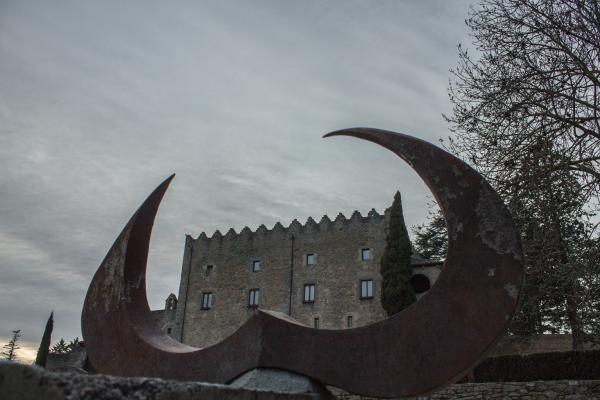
[[380, 191, 415, 316], [35, 311, 53, 367]]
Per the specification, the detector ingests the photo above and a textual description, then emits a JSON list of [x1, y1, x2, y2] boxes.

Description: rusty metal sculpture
[[82, 128, 523, 398]]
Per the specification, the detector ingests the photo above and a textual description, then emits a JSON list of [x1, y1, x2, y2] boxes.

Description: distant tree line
[[50, 337, 81, 354]]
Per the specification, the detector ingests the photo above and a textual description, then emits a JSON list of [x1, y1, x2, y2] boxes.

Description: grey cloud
[[0, 0, 472, 358]]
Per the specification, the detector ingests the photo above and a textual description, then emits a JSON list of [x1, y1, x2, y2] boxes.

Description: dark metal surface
[[81, 128, 523, 398]]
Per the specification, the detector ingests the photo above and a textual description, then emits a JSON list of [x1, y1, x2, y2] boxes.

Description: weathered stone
[[173, 209, 442, 348], [0, 362, 318, 400], [230, 368, 333, 399]]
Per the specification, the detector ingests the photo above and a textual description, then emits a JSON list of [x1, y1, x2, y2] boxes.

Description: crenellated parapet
[[191, 208, 388, 246]]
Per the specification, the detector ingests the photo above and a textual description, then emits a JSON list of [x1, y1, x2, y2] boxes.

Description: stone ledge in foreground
[[0, 361, 318, 400]]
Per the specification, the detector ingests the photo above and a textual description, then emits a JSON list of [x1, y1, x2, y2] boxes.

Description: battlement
[[189, 208, 390, 245]]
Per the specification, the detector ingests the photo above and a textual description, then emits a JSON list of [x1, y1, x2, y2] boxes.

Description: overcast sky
[[0, 0, 473, 361]]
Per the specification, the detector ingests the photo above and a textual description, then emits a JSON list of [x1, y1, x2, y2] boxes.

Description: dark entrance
[[410, 274, 431, 294]]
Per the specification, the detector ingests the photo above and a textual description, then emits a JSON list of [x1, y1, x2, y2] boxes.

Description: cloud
[[0, 0, 472, 351]]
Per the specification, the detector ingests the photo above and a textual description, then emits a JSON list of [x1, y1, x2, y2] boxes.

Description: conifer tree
[[2, 330, 21, 361], [35, 312, 53, 367], [66, 337, 81, 352], [50, 338, 69, 354], [413, 204, 447, 260], [380, 191, 416, 316]]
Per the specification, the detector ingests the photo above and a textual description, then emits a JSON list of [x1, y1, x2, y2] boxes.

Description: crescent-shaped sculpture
[[82, 128, 523, 398]]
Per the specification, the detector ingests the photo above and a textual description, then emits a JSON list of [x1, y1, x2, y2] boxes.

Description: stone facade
[[170, 208, 442, 348], [151, 293, 178, 336]]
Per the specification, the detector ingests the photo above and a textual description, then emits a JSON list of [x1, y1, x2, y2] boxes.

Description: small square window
[[314, 317, 320, 329], [205, 264, 214, 277], [347, 316, 353, 328], [248, 288, 260, 307], [361, 248, 371, 261], [303, 284, 315, 303], [167, 327, 172, 334], [360, 279, 373, 299], [201, 292, 213, 310], [306, 254, 316, 265], [252, 260, 261, 272]]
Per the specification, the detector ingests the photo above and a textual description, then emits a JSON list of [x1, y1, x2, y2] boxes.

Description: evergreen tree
[[380, 191, 416, 316], [502, 142, 594, 348], [66, 337, 81, 352], [2, 330, 21, 361], [413, 204, 447, 260], [35, 312, 53, 367], [50, 338, 69, 354]]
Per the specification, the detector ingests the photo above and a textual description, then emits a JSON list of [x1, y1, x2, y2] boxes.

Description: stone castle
[[153, 202, 443, 348]]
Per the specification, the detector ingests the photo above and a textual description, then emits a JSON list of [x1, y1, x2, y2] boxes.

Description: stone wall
[[151, 293, 178, 337], [172, 208, 442, 348], [0, 362, 319, 400], [330, 381, 600, 400]]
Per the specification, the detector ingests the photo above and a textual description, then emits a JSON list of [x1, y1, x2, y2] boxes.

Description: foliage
[[2, 330, 21, 361], [446, 0, 600, 194], [49, 337, 81, 355], [412, 203, 447, 260], [35, 312, 54, 367], [474, 350, 600, 382], [50, 338, 69, 354], [506, 148, 597, 346], [380, 191, 416, 316], [68, 337, 81, 351], [445, 0, 600, 349]]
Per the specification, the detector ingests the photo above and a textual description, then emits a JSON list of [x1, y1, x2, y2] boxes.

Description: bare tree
[[446, 0, 600, 197], [2, 330, 21, 361], [445, 0, 600, 349]]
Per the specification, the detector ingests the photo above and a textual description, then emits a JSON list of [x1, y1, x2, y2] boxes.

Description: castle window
[[314, 317, 320, 328], [252, 259, 261, 272], [360, 279, 373, 299], [248, 288, 260, 307], [205, 264, 214, 277], [303, 284, 315, 303], [201, 292, 213, 310], [347, 316, 353, 328], [361, 248, 371, 261], [306, 253, 316, 265], [167, 328, 172, 334]]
